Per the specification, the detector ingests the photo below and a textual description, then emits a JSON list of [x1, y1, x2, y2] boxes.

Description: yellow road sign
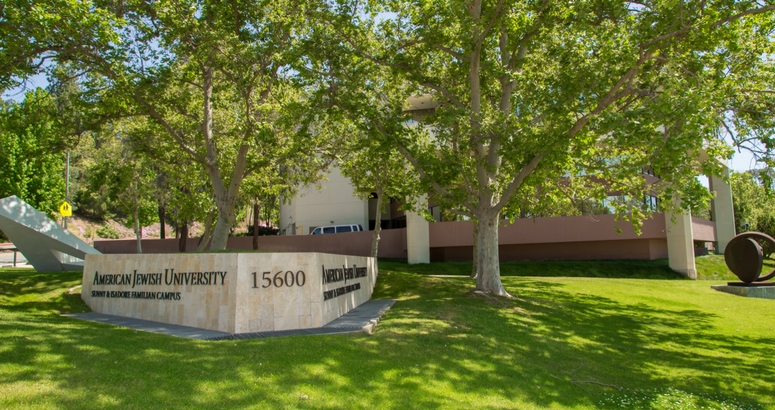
[[59, 201, 72, 217]]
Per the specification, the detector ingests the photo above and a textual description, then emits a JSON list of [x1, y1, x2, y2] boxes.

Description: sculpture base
[[712, 285, 775, 300], [726, 281, 775, 287]]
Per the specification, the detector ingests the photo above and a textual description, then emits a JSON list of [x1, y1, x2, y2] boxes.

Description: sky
[[2, 73, 49, 102], [728, 146, 759, 172]]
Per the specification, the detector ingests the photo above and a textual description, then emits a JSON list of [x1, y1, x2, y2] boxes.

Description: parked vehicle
[[310, 224, 364, 234]]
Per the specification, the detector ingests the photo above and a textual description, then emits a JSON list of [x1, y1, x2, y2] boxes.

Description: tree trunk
[[370, 189, 383, 259], [197, 212, 216, 252], [209, 196, 238, 250], [135, 217, 142, 254], [253, 199, 260, 250], [159, 205, 166, 239], [207, 143, 250, 250], [266, 195, 276, 231], [475, 211, 509, 296], [179, 220, 188, 252], [198, 63, 250, 251], [470, 220, 479, 279]]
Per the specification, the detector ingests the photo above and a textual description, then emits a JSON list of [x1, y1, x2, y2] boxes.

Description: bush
[[244, 225, 279, 236], [96, 224, 120, 239], [755, 213, 775, 257]]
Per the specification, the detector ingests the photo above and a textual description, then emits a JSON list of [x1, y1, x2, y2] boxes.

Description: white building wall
[[279, 167, 368, 235]]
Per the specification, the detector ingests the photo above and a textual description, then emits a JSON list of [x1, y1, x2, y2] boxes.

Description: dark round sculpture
[[724, 232, 775, 283]]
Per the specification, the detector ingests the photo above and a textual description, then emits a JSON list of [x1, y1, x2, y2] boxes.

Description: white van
[[310, 224, 364, 235]]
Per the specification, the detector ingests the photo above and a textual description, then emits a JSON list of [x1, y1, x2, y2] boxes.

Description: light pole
[[64, 151, 70, 229]]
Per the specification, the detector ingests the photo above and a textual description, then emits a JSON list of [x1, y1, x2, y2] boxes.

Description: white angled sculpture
[[0, 196, 100, 271]]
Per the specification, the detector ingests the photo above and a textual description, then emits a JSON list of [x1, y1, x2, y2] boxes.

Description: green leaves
[[329, 0, 774, 219], [0, 0, 123, 92], [0, 89, 66, 219]]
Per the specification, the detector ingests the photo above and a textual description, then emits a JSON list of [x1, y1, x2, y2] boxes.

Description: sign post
[[61, 152, 71, 228], [59, 201, 72, 228]]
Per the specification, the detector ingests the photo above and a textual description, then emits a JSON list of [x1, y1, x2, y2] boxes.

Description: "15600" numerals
[[251, 271, 306, 289]]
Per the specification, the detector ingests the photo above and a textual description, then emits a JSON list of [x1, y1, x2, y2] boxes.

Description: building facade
[[277, 99, 737, 278], [279, 167, 396, 236]]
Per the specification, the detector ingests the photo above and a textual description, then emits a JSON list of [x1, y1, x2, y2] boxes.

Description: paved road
[[0, 250, 30, 268]]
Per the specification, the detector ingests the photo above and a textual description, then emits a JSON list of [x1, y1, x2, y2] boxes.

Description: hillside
[[62, 215, 205, 243]]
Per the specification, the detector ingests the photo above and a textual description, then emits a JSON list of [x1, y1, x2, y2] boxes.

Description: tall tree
[[344, 139, 416, 258], [2, 0, 326, 250], [86, 121, 158, 253], [0, 89, 66, 218], [104, 0, 322, 250], [323, 0, 775, 295], [128, 115, 220, 250], [297, 14, 424, 257], [731, 171, 775, 256]]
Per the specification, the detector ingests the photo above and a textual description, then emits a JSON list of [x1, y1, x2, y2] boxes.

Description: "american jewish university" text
[[321, 264, 367, 301], [91, 269, 228, 288]]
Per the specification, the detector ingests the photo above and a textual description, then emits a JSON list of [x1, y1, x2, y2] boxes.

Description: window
[[311, 227, 321, 235], [601, 196, 621, 214], [644, 195, 659, 212], [642, 167, 660, 178], [336, 226, 352, 233], [429, 205, 441, 222], [391, 216, 407, 229]]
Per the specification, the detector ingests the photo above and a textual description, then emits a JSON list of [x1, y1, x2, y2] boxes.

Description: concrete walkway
[[62, 312, 229, 339], [63, 299, 396, 341]]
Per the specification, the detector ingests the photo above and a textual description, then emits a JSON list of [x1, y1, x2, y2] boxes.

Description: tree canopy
[[312, 0, 775, 294], [2, 1, 775, 295], [0, 89, 66, 218], [731, 170, 775, 257]]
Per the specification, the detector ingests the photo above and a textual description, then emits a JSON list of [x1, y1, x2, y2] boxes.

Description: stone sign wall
[[81, 253, 377, 333]]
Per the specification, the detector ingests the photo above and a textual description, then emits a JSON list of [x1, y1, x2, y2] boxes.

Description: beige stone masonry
[[82, 252, 377, 333]]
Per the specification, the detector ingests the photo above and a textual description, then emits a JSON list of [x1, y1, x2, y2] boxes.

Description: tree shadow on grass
[[0, 270, 82, 298], [0, 270, 88, 315], [379, 258, 684, 279], [374, 274, 774, 408], [505, 280, 775, 392], [0, 270, 772, 409]]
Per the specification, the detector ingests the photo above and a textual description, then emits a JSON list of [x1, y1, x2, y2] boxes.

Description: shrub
[[245, 225, 280, 236], [96, 224, 120, 239]]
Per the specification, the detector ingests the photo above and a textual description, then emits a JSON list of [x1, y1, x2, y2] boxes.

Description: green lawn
[[0, 259, 773, 409], [379, 258, 683, 278], [380, 254, 775, 282]]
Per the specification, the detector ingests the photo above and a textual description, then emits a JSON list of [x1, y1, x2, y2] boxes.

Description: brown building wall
[[691, 217, 716, 242], [95, 229, 408, 259], [94, 238, 204, 254], [95, 213, 712, 262], [649, 239, 669, 259], [389, 201, 406, 219], [429, 214, 670, 248], [429, 239, 669, 262]]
